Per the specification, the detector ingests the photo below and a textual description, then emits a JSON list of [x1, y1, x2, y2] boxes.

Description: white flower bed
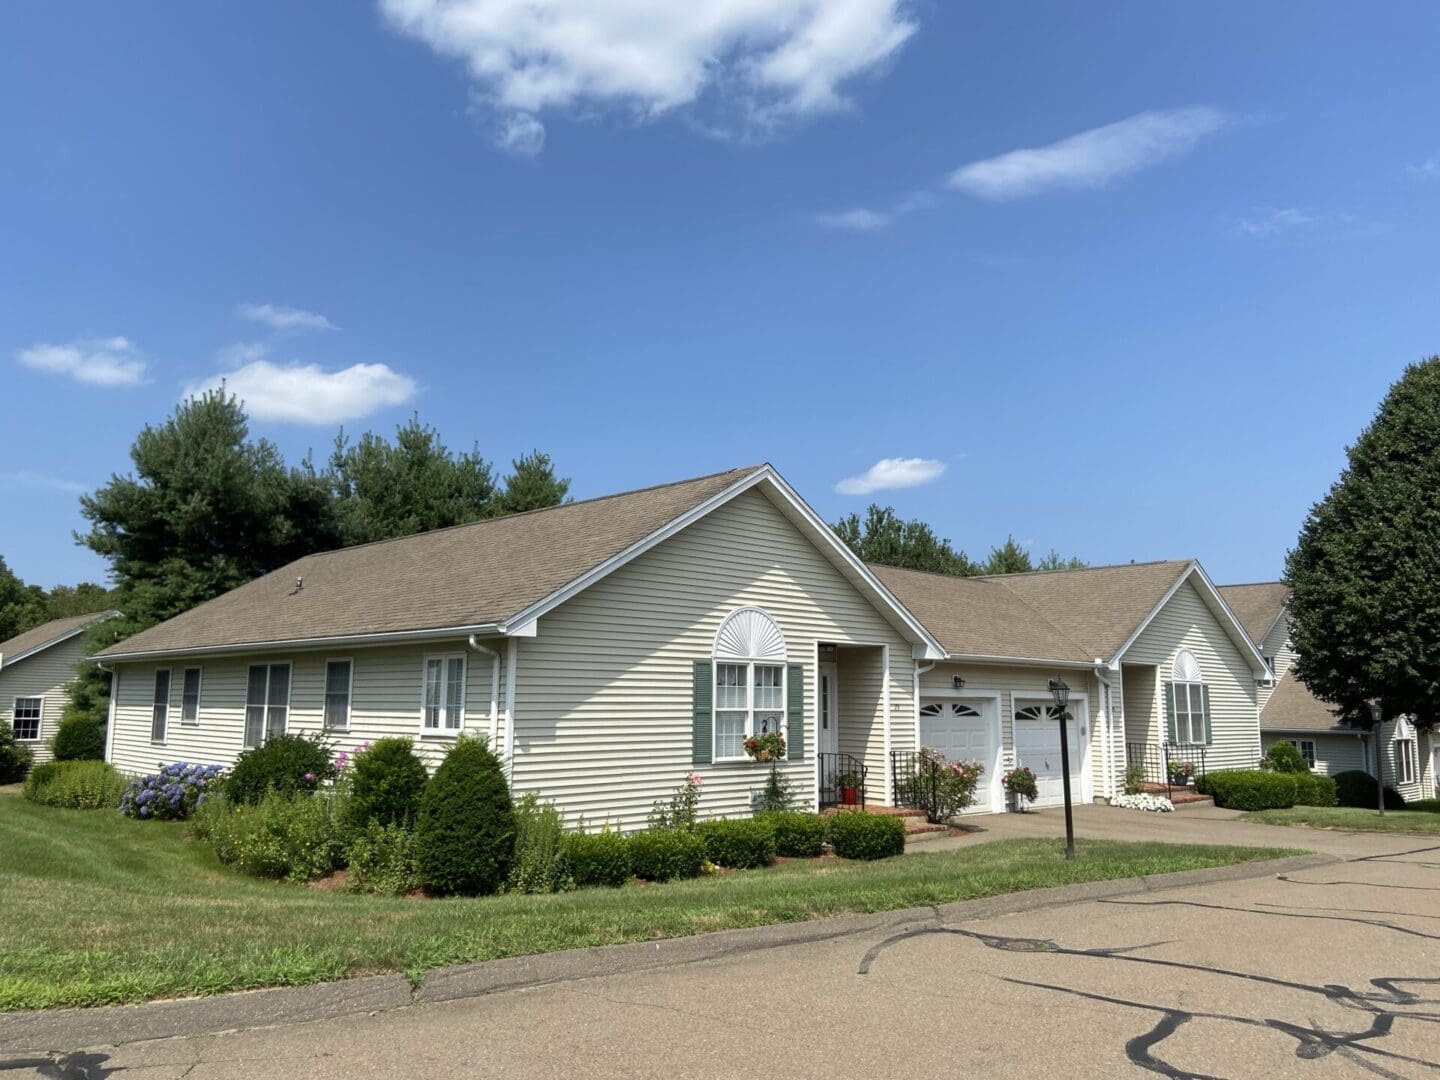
[[1111, 793, 1174, 813]]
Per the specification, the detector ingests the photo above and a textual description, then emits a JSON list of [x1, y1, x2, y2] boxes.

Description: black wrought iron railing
[[1125, 742, 1208, 799], [818, 752, 867, 810], [890, 749, 941, 821]]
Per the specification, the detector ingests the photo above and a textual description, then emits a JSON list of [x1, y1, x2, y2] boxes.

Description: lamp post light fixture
[[1368, 699, 1385, 817], [1048, 677, 1076, 860]]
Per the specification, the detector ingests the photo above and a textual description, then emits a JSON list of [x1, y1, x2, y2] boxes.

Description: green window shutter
[[1164, 681, 1178, 744], [786, 663, 805, 761], [1200, 684, 1213, 745], [692, 660, 713, 765]]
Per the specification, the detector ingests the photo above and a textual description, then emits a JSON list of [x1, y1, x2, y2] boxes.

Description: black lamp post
[[1049, 677, 1076, 860], [1369, 699, 1385, 818]]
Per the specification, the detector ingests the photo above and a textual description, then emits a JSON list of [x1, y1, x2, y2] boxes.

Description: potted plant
[[1002, 766, 1038, 812], [837, 770, 862, 806], [1167, 759, 1195, 786], [743, 731, 785, 763]]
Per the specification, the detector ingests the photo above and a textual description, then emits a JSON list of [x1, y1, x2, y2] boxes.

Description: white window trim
[[324, 657, 355, 731], [1286, 738, 1316, 769], [1397, 738, 1417, 785], [712, 659, 788, 764], [11, 696, 44, 742], [151, 668, 172, 745], [180, 666, 203, 726], [420, 653, 467, 736], [243, 662, 293, 750]]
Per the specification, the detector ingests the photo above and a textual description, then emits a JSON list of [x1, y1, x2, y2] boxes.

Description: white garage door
[[1013, 703, 1084, 807], [919, 700, 999, 813]]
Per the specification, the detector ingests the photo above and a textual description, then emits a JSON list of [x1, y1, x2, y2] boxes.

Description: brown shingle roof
[[1260, 672, 1356, 734], [0, 611, 117, 669], [869, 565, 1092, 663], [1216, 582, 1291, 644], [97, 467, 762, 660]]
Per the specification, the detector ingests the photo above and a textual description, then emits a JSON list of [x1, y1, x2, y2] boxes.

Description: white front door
[[1013, 701, 1084, 807], [919, 699, 1000, 813], [818, 662, 839, 758]]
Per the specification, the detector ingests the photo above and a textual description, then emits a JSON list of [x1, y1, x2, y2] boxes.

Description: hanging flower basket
[[744, 732, 785, 763]]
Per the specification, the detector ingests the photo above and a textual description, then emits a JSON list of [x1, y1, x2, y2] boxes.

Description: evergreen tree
[[982, 535, 1034, 575], [496, 450, 571, 515], [832, 505, 979, 576], [1034, 550, 1088, 572], [1286, 357, 1440, 731], [42, 583, 117, 620]]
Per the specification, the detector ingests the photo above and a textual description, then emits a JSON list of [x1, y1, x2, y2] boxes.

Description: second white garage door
[[1012, 701, 1084, 807], [919, 700, 1000, 813]]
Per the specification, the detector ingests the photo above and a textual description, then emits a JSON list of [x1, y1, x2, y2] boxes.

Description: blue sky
[[3, 1, 1437, 590]]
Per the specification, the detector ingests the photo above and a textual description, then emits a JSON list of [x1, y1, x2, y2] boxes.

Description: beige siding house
[[98, 466, 944, 829], [1220, 582, 1437, 802], [0, 611, 119, 764]]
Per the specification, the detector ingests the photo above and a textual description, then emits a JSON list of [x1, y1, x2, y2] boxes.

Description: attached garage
[[1012, 699, 1088, 807], [918, 697, 1002, 813]]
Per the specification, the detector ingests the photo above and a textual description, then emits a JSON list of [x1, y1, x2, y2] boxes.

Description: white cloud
[[947, 107, 1228, 201], [1407, 152, 1440, 178], [1236, 207, 1316, 237], [185, 360, 418, 424], [835, 456, 946, 495], [0, 470, 88, 495], [14, 337, 147, 386], [236, 303, 337, 332], [814, 207, 892, 231], [379, 0, 917, 149]]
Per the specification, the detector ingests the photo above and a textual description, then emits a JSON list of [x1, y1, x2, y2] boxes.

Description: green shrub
[[1122, 764, 1145, 796], [347, 821, 423, 896], [695, 818, 776, 869], [1292, 773, 1338, 807], [628, 829, 706, 881], [507, 793, 570, 894], [205, 789, 350, 882], [647, 772, 703, 832], [49, 715, 106, 761], [754, 765, 795, 812], [224, 734, 334, 805], [23, 760, 127, 809], [1409, 798, 1440, 813], [414, 736, 515, 896], [827, 810, 906, 860], [346, 737, 428, 828], [1333, 770, 1407, 810], [1195, 769, 1297, 811], [561, 830, 632, 888], [755, 811, 828, 857], [1261, 741, 1312, 773], [0, 720, 33, 784]]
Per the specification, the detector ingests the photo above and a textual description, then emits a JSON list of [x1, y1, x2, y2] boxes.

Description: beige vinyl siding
[[510, 486, 915, 830], [1376, 718, 1435, 803], [1122, 578, 1262, 772], [1258, 617, 1296, 711], [917, 662, 1109, 803], [1261, 732, 1367, 778], [109, 639, 508, 775], [1122, 664, 1159, 749], [0, 633, 92, 765]]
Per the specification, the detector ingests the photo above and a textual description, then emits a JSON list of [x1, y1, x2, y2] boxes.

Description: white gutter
[[467, 635, 502, 747], [945, 652, 1095, 670], [97, 621, 510, 663]]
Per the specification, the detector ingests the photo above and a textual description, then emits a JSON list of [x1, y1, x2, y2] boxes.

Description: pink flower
[[304, 772, 316, 782], [688, 772, 703, 787]]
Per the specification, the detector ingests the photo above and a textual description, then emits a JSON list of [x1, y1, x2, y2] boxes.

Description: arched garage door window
[[712, 608, 788, 762], [921, 702, 981, 719]]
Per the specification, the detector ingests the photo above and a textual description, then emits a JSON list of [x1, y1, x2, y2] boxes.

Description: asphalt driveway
[[6, 807, 1438, 1079]]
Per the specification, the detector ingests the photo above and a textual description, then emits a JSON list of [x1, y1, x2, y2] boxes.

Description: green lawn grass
[[0, 791, 1295, 1011], [1246, 804, 1440, 834]]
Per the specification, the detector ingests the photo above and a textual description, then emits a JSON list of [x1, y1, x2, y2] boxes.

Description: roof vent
[[292, 576, 304, 594]]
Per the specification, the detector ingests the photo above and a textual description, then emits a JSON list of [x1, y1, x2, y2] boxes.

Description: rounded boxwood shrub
[[827, 810, 906, 860], [414, 736, 515, 896], [1261, 741, 1311, 774], [347, 737, 428, 828], [695, 818, 777, 869], [1293, 773, 1338, 808], [23, 760, 127, 809], [225, 734, 334, 805], [50, 715, 106, 761], [628, 829, 706, 881], [1333, 769, 1407, 810], [1195, 769, 1297, 811], [755, 811, 828, 858], [562, 830, 631, 888], [0, 720, 33, 784]]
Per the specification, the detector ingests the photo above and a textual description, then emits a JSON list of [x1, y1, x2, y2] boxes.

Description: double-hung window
[[1287, 738, 1316, 769], [11, 697, 41, 742], [324, 660, 353, 730], [1168, 650, 1209, 745], [181, 667, 202, 725], [422, 655, 465, 733], [711, 608, 788, 762], [151, 669, 171, 743], [244, 663, 291, 749], [1397, 738, 1417, 785]]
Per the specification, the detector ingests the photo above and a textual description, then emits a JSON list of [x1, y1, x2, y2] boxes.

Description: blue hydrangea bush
[[120, 762, 226, 820]]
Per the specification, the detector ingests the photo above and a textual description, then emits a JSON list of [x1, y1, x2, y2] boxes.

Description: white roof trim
[[506, 465, 947, 658], [943, 652, 1096, 670], [97, 622, 508, 663], [1111, 562, 1271, 677], [0, 611, 121, 671]]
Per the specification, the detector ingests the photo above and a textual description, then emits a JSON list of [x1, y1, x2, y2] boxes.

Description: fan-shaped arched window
[[713, 609, 788, 761], [1169, 649, 1209, 745]]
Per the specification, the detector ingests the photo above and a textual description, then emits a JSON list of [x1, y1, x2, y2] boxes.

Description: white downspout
[[914, 660, 935, 807], [1093, 661, 1112, 799], [467, 635, 501, 748], [504, 637, 519, 776], [100, 663, 117, 765]]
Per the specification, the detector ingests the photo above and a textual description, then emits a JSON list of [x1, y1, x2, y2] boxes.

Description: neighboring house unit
[[875, 560, 1270, 811], [1220, 582, 1438, 802], [0, 610, 119, 764]]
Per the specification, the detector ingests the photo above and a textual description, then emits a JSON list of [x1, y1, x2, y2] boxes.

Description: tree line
[[832, 504, 1087, 577]]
